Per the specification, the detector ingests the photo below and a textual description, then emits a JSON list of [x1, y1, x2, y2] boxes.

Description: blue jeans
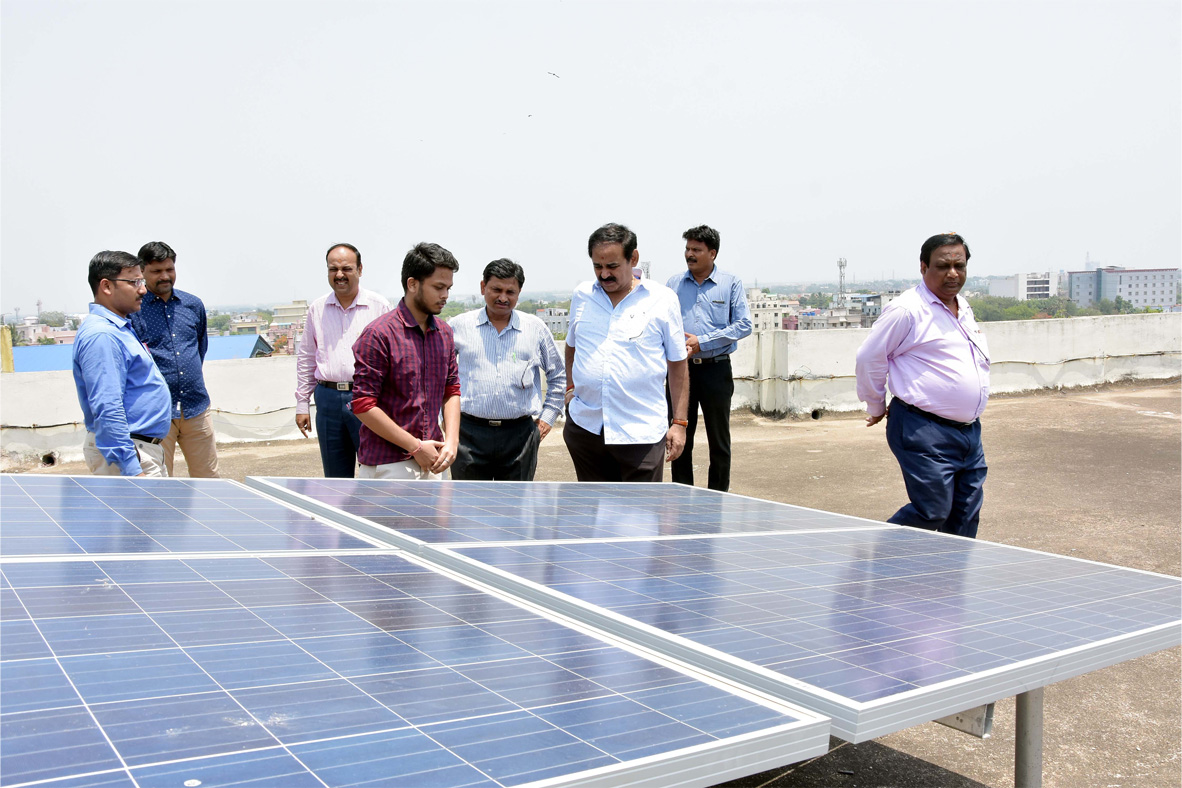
[[885, 398, 987, 538], [314, 385, 362, 478]]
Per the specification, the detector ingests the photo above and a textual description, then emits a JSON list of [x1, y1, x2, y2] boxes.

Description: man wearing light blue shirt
[[449, 259, 566, 480], [564, 223, 690, 482], [72, 251, 173, 476], [666, 225, 752, 491]]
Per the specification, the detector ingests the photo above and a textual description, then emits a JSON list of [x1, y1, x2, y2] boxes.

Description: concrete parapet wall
[[2, 313, 1178, 464], [732, 312, 1180, 416]]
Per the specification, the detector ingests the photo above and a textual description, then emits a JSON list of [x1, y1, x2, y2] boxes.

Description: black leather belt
[[690, 355, 730, 365], [129, 432, 164, 445], [897, 400, 977, 429], [461, 414, 532, 428], [318, 380, 352, 391]]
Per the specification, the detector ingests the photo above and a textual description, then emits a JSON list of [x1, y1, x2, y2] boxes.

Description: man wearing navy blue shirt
[[73, 251, 173, 476], [665, 225, 752, 492], [130, 241, 220, 477]]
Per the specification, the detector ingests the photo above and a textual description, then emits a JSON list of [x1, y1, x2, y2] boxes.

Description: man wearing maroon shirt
[[350, 242, 461, 480]]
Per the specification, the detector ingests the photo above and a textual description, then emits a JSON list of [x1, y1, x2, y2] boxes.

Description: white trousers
[[358, 459, 448, 481], [83, 432, 167, 477]]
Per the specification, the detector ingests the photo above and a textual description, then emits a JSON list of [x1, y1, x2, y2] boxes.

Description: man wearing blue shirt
[[130, 241, 220, 477], [449, 259, 566, 481], [73, 251, 173, 477], [564, 223, 690, 482], [666, 225, 752, 492]]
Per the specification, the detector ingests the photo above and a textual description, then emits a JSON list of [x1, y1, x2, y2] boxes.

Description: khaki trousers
[[163, 408, 220, 478], [83, 432, 167, 477]]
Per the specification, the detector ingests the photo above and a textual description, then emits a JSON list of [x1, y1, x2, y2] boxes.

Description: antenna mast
[[837, 258, 847, 304]]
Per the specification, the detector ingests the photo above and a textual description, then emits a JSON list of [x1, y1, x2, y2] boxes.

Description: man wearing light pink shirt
[[295, 243, 391, 477], [855, 233, 990, 538]]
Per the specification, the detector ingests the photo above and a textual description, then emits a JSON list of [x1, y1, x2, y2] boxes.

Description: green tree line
[[968, 295, 1155, 321]]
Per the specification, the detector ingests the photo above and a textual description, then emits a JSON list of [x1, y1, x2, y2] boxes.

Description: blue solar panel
[[1, 549, 827, 787], [0, 475, 375, 556], [435, 528, 1181, 741], [248, 477, 886, 545]]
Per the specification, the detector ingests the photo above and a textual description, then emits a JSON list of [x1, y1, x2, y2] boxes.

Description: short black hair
[[326, 242, 361, 267], [587, 223, 638, 260], [920, 233, 971, 266], [401, 242, 460, 291], [88, 250, 141, 296], [682, 225, 720, 254], [138, 241, 176, 265], [482, 258, 525, 288]]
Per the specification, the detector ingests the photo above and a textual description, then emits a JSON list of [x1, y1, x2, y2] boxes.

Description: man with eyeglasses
[[72, 250, 173, 476], [130, 241, 220, 478], [295, 243, 391, 477]]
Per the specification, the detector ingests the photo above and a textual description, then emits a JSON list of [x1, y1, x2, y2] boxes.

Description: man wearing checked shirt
[[449, 259, 565, 480], [666, 225, 752, 492], [130, 241, 219, 477]]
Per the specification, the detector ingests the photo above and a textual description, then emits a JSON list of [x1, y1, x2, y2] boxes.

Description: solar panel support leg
[[1014, 687, 1044, 788]]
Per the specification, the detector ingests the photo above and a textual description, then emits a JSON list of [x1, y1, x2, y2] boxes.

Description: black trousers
[[562, 415, 665, 482], [452, 415, 540, 481], [669, 357, 734, 491]]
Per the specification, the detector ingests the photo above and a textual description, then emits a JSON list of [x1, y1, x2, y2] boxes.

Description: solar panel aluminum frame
[[403, 541, 1182, 743]]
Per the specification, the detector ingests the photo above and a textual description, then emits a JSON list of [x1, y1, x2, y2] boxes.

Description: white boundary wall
[[2, 313, 1179, 464]]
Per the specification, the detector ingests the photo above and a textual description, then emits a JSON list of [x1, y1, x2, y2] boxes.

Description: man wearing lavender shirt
[[855, 233, 990, 538], [295, 243, 391, 477]]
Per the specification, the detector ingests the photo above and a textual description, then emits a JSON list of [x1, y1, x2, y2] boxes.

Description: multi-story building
[[988, 272, 1057, 301], [271, 300, 309, 331], [797, 306, 863, 330], [536, 307, 569, 336], [746, 289, 796, 331], [1067, 267, 1180, 310]]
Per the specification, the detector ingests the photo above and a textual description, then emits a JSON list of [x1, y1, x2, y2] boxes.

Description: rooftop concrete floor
[[25, 380, 1182, 788]]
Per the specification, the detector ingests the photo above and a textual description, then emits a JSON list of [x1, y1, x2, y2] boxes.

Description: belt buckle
[[335, 382, 350, 391], [691, 357, 703, 365], [488, 419, 502, 427]]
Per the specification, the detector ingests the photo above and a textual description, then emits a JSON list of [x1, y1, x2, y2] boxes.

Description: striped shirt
[[448, 307, 566, 424], [350, 299, 461, 467], [295, 287, 391, 415]]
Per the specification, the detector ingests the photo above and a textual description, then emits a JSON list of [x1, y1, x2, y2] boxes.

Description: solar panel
[[246, 477, 886, 547], [0, 475, 377, 557], [247, 478, 1180, 743], [0, 476, 830, 787], [434, 529, 1181, 741]]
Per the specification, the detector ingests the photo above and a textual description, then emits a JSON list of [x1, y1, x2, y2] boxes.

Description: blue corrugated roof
[[8, 334, 272, 372], [10, 344, 76, 372]]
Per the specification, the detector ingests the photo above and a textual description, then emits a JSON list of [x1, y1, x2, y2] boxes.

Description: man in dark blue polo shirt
[[130, 241, 220, 477]]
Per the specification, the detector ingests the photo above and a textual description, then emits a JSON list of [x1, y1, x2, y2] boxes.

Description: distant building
[[230, 312, 268, 335], [536, 307, 569, 336], [988, 273, 1057, 301], [747, 289, 796, 331], [1067, 267, 1180, 310], [798, 306, 863, 330], [271, 300, 308, 330]]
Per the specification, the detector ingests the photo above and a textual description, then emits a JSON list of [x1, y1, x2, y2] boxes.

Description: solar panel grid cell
[[1, 490, 825, 788]]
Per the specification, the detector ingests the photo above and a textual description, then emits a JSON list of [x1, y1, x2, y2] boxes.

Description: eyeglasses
[[109, 278, 147, 288]]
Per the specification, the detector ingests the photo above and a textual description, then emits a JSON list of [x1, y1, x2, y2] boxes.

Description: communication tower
[[837, 258, 847, 305]]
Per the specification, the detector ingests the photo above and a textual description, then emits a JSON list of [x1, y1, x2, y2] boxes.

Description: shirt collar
[[141, 289, 184, 308], [681, 266, 717, 285], [329, 288, 365, 311], [592, 277, 650, 304], [88, 302, 131, 328], [477, 307, 520, 331], [395, 298, 439, 332], [916, 280, 967, 315]]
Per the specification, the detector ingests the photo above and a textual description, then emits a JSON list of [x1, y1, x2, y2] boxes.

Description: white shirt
[[566, 278, 687, 444]]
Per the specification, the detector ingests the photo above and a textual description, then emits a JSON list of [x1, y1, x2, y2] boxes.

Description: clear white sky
[[2, 0, 1178, 314]]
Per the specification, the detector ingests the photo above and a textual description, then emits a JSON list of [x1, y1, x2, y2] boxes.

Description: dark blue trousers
[[313, 385, 362, 478], [885, 398, 987, 538]]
